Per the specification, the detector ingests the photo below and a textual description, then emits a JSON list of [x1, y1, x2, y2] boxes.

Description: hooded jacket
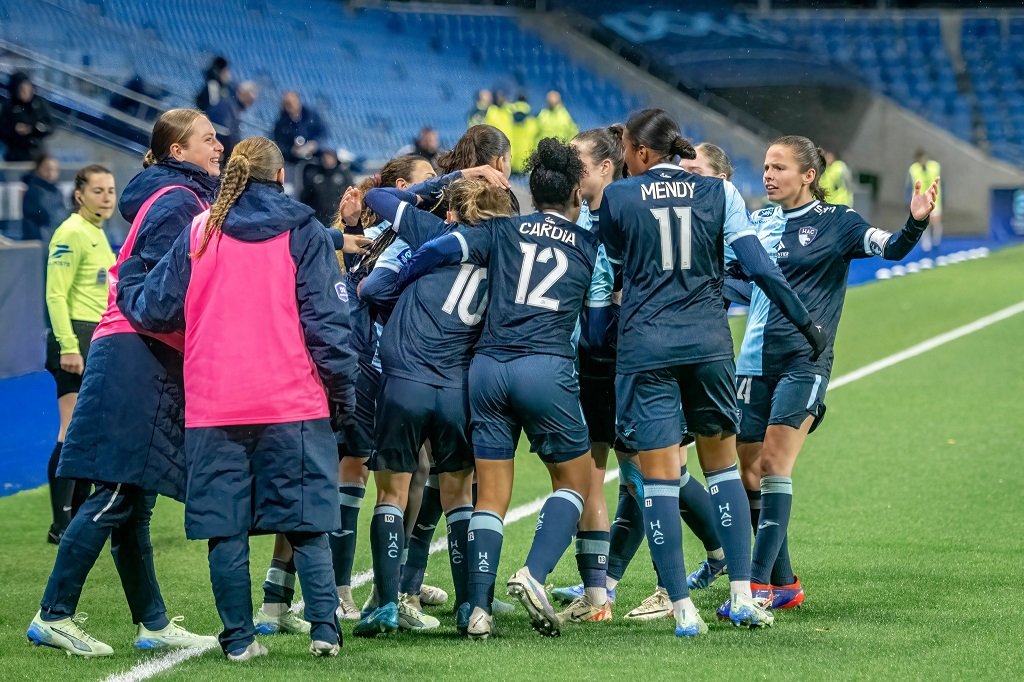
[[21, 171, 66, 241], [121, 181, 357, 427], [0, 72, 53, 162]]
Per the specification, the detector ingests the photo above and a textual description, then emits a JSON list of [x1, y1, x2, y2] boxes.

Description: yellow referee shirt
[[46, 213, 116, 354]]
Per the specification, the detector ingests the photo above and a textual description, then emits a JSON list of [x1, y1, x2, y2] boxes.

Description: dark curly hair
[[527, 137, 584, 210]]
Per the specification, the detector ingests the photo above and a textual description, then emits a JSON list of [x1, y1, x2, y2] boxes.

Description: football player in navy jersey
[[597, 109, 825, 636], [718, 136, 937, 618], [350, 178, 514, 638], [397, 139, 607, 640]]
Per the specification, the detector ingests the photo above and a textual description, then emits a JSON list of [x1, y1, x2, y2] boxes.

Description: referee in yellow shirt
[[44, 164, 116, 544]]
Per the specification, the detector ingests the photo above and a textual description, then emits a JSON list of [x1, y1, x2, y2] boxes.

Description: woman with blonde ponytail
[[121, 136, 357, 661], [28, 109, 222, 657]]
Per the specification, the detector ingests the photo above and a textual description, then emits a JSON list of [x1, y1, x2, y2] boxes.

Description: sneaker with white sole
[[398, 594, 440, 631], [419, 584, 449, 607], [507, 567, 559, 637], [226, 640, 268, 662], [557, 596, 612, 624], [336, 586, 360, 621], [134, 616, 219, 650], [309, 639, 340, 657], [624, 588, 673, 621], [254, 607, 311, 635], [674, 609, 708, 638], [466, 606, 495, 640], [26, 611, 113, 657], [718, 594, 775, 628]]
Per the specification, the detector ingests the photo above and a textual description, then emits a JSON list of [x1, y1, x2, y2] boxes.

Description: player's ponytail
[[527, 137, 584, 211], [195, 136, 283, 259], [437, 125, 510, 175], [695, 142, 734, 180], [772, 135, 827, 202], [625, 108, 696, 163]]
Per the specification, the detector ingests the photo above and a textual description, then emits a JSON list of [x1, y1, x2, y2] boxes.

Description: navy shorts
[[615, 358, 740, 452], [339, 358, 379, 459], [372, 374, 474, 474], [183, 418, 339, 540], [470, 354, 590, 464], [579, 372, 616, 445], [737, 371, 828, 443]]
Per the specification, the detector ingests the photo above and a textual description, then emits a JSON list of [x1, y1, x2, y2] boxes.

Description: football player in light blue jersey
[[718, 136, 937, 619]]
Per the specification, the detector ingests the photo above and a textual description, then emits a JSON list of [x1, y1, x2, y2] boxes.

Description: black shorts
[[615, 358, 740, 452], [371, 375, 473, 474], [579, 372, 616, 445], [46, 320, 98, 398], [737, 371, 828, 443]]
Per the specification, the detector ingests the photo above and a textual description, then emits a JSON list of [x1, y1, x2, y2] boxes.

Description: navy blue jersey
[[598, 163, 755, 373], [378, 208, 487, 389], [458, 211, 600, 362], [737, 200, 892, 377]]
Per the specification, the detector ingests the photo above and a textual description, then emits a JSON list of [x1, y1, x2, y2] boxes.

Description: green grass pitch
[[2, 245, 1023, 681]]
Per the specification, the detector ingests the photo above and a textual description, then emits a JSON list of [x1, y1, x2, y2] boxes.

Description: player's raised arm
[[850, 177, 938, 262]]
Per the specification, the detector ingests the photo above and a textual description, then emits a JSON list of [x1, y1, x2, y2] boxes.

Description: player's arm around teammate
[[123, 136, 357, 661], [728, 136, 937, 615]]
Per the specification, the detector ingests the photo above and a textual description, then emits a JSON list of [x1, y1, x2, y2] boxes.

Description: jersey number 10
[[516, 242, 568, 311], [442, 264, 488, 325], [651, 207, 692, 271]]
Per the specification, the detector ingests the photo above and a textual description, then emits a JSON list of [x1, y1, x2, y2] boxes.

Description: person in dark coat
[[21, 154, 66, 241], [300, 148, 354, 227], [272, 91, 327, 164], [27, 109, 222, 657], [1, 72, 53, 162], [121, 136, 356, 660]]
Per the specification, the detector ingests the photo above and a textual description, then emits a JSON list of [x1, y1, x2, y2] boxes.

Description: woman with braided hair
[[120, 136, 357, 661]]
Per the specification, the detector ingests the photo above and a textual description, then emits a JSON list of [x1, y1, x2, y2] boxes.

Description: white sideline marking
[[101, 299, 1024, 681]]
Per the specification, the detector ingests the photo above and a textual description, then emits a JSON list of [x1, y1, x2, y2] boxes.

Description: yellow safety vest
[[536, 104, 579, 143], [909, 160, 941, 212], [821, 160, 854, 207]]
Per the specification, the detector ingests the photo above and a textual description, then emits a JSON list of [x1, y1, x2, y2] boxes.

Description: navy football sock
[[751, 476, 793, 585], [678, 464, 723, 553], [467, 511, 504, 613], [262, 557, 296, 606], [524, 489, 583, 583], [607, 483, 644, 582], [706, 464, 752, 583], [642, 477, 687, 601], [369, 504, 404, 606], [329, 482, 364, 588], [576, 530, 610, 595], [401, 476, 442, 595], [770, 534, 796, 586], [445, 505, 473, 608]]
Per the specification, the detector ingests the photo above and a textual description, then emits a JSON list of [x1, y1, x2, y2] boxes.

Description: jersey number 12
[[651, 207, 692, 271], [516, 242, 567, 311]]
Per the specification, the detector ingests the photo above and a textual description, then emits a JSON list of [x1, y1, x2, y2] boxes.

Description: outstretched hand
[[338, 186, 364, 227], [910, 177, 939, 221], [462, 165, 512, 189]]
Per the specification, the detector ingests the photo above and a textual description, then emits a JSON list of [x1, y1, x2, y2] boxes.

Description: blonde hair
[[695, 142, 734, 180], [445, 177, 514, 224], [143, 108, 206, 168], [194, 136, 284, 258]]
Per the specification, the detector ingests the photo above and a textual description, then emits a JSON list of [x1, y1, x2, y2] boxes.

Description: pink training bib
[[92, 185, 206, 351]]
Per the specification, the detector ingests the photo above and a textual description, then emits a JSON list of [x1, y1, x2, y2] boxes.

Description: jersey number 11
[[651, 207, 692, 271]]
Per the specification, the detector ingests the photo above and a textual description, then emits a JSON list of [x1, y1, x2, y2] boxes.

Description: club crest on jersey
[[798, 226, 818, 246], [335, 281, 348, 302]]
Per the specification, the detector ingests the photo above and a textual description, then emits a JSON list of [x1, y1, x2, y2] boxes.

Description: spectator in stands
[[397, 126, 444, 169], [195, 56, 232, 114], [43, 164, 117, 544], [300, 148, 355, 227], [820, 148, 854, 207], [21, 154, 66, 242], [467, 89, 492, 127], [273, 91, 328, 164], [536, 90, 578, 143], [1, 72, 54, 162], [208, 80, 259, 159], [110, 74, 167, 122], [508, 94, 538, 174], [908, 148, 942, 251]]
